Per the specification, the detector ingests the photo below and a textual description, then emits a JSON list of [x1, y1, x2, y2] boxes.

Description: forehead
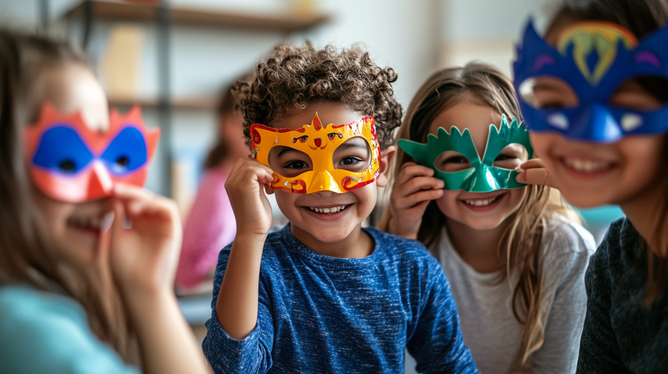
[[272, 101, 364, 130], [429, 101, 501, 136], [36, 63, 109, 132]]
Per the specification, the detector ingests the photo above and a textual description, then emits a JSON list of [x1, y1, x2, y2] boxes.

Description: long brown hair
[[0, 28, 139, 366], [546, 0, 668, 306], [378, 62, 578, 369]]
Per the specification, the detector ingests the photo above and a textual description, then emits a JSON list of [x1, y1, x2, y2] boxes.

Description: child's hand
[[388, 162, 444, 239], [225, 158, 275, 238], [105, 184, 182, 299], [515, 159, 559, 189]]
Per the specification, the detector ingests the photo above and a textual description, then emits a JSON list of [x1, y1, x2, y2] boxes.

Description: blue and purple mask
[[513, 20, 668, 142]]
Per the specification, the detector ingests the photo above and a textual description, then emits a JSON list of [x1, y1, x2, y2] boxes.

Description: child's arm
[[407, 259, 478, 374], [215, 158, 275, 339], [387, 162, 444, 239], [108, 184, 211, 374]]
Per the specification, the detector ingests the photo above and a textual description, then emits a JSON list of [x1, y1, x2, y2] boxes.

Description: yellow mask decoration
[[250, 114, 380, 194]]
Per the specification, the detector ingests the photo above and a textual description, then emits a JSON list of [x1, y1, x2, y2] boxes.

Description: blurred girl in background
[[175, 81, 248, 290], [0, 29, 210, 374]]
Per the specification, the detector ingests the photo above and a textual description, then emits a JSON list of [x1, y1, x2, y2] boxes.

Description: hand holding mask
[[398, 115, 533, 192]]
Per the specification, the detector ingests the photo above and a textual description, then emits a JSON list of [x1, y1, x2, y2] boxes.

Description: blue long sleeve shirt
[[203, 224, 478, 374]]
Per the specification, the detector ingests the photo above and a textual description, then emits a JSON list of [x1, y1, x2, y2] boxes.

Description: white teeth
[[464, 197, 497, 206], [90, 218, 100, 229], [69, 214, 108, 230], [309, 205, 347, 214], [564, 158, 611, 172]]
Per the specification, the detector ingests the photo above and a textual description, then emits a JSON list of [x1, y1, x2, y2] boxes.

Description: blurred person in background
[[175, 79, 249, 290], [0, 28, 210, 374]]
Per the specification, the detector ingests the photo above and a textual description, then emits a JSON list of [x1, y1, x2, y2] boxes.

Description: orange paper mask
[[250, 114, 380, 194]]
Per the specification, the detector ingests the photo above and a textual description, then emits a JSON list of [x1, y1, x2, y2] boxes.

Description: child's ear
[[376, 146, 396, 188]]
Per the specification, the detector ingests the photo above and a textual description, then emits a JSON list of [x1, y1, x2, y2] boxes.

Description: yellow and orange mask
[[250, 114, 380, 194]]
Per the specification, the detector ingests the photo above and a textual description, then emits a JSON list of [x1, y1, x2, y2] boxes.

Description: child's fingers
[[396, 174, 444, 197], [393, 189, 443, 210], [395, 162, 436, 186], [515, 158, 558, 188], [518, 158, 546, 171]]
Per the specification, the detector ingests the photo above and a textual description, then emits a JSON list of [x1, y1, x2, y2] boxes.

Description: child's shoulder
[[543, 214, 597, 257], [0, 285, 85, 323]]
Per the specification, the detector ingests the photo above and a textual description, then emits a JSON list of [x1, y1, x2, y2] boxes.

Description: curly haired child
[[201, 42, 479, 374]]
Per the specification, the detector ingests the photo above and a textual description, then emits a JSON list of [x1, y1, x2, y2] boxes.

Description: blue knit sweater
[[203, 224, 478, 374], [577, 218, 668, 373]]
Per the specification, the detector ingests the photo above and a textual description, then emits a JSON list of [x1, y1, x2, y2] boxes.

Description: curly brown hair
[[233, 41, 402, 149]]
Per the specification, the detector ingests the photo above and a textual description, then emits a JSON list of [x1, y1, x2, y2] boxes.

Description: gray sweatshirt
[[433, 216, 595, 374]]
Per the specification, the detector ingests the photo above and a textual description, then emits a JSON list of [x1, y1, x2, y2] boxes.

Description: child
[[380, 63, 595, 374], [513, 0, 668, 371], [175, 80, 248, 290], [202, 42, 478, 373], [0, 29, 210, 374]]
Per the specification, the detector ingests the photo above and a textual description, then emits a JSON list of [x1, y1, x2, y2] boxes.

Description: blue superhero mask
[[513, 20, 668, 142]]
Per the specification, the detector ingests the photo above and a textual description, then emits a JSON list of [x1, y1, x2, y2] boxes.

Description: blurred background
[[0, 0, 554, 211], [0, 0, 623, 368]]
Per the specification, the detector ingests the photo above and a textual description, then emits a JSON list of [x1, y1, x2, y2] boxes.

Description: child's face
[[268, 101, 386, 248], [31, 63, 112, 267], [430, 101, 528, 230], [526, 27, 668, 209]]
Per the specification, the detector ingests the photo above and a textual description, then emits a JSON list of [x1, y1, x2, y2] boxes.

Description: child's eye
[[340, 156, 362, 166], [327, 132, 343, 140], [111, 155, 131, 173], [58, 159, 76, 172], [539, 102, 565, 110], [495, 154, 517, 161], [442, 156, 468, 164], [284, 160, 310, 169]]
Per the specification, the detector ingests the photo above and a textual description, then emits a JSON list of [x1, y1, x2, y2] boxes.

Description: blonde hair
[[378, 62, 579, 369], [0, 29, 139, 366]]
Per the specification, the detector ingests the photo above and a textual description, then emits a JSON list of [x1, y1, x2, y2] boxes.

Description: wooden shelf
[[65, 0, 331, 33], [108, 95, 217, 110]]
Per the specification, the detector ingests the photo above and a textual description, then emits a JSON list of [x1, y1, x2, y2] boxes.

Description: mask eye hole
[[268, 146, 313, 178], [58, 159, 76, 172], [492, 144, 528, 170], [116, 156, 129, 167], [327, 132, 343, 140], [518, 76, 579, 110], [434, 151, 471, 173], [332, 137, 371, 173], [609, 76, 668, 111]]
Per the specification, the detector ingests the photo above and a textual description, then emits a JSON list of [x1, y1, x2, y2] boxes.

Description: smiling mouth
[[462, 195, 500, 207], [562, 157, 614, 173], [308, 205, 350, 214], [67, 212, 113, 232]]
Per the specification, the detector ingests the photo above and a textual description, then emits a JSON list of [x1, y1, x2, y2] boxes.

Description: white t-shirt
[[432, 215, 595, 374]]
